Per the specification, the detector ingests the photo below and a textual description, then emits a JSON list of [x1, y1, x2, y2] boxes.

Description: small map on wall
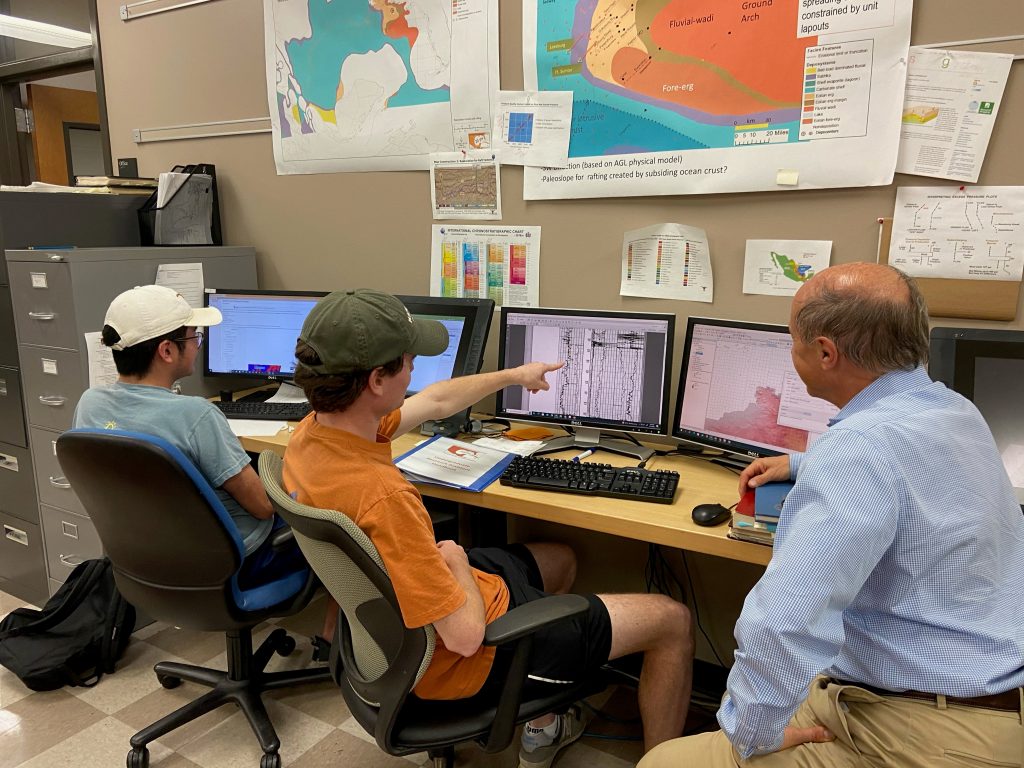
[[742, 239, 832, 296], [263, 0, 499, 173]]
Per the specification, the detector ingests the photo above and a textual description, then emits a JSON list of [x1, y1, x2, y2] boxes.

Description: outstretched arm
[[395, 361, 563, 437]]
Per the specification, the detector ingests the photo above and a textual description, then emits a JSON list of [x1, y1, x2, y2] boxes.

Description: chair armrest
[[269, 525, 295, 549], [477, 593, 591, 753], [482, 593, 589, 647]]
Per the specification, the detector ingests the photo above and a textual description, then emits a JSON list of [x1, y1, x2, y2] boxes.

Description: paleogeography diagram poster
[[264, 0, 498, 173], [524, 0, 913, 199]]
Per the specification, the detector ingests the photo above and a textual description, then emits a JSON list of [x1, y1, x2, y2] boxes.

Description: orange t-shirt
[[282, 409, 510, 699]]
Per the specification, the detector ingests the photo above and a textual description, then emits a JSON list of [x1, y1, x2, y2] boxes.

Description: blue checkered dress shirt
[[718, 366, 1024, 757]]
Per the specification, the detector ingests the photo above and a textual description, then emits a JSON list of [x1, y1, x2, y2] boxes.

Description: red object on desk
[[736, 490, 755, 517]]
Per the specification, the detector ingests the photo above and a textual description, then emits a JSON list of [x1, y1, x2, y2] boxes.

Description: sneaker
[[518, 705, 586, 768]]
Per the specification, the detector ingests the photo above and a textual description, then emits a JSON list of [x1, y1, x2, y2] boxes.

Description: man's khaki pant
[[639, 677, 1024, 768]]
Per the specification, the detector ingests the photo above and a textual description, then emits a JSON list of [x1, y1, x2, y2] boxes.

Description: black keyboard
[[214, 401, 311, 421], [499, 456, 679, 504]]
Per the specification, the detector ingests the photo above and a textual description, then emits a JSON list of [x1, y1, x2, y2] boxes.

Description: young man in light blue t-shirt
[[73, 285, 294, 584]]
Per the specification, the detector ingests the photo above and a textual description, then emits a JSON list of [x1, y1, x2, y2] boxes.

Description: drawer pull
[[28, 311, 56, 320], [59, 554, 85, 567], [49, 476, 72, 489], [0, 453, 17, 472], [39, 395, 67, 407], [4, 525, 28, 546]]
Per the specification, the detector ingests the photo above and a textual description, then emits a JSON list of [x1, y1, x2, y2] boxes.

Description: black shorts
[[467, 545, 613, 701]]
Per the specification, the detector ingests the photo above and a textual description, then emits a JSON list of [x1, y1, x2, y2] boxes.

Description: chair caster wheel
[[277, 635, 296, 656], [260, 752, 282, 768], [157, 673, 182, 689], [127, 746, 150, 768]]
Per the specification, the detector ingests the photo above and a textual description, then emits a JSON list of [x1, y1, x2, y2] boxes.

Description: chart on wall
[[263, 0, 498, 173], [523, 0, 913, 199]]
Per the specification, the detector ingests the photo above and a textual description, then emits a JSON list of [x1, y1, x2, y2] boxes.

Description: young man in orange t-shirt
[[284, 289, 694, 767]]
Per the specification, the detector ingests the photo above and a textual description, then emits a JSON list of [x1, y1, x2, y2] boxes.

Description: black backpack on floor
[[0, 558, 136, 691]]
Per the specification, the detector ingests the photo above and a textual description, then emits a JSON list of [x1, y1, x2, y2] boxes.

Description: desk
[[240, 426, 773, 568]]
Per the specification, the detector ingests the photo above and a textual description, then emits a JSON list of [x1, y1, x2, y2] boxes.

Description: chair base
[[127, 628, 331, 768], [428, 745, 455, 768]]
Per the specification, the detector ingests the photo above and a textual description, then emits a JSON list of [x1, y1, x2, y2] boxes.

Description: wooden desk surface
[[240, 425, 773, 567]]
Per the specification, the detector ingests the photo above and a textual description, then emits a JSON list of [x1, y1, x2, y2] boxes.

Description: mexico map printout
[[264, 0, 498, 173], [524, 0, 912, 199]]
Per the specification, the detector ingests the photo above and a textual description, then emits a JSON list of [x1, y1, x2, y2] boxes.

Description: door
[[26, 83, 99, 185]]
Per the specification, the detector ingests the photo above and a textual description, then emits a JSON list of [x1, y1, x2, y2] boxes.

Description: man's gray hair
[[792, 266, 930, 375]]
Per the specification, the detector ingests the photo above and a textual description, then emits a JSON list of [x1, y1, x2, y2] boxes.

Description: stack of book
[[74, 176, 158, 195], [728, 482, 793, 547]]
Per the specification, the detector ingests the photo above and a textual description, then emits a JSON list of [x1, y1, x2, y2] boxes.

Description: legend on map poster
[[430, 225, 541, 307], [620, 223, 713, 303]]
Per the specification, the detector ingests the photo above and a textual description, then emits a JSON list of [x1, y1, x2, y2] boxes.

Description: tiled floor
[[0, 589, 651, 768]]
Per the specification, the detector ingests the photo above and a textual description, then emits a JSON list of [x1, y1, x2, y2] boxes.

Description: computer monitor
[[495, 307, 675, 461], [393, 295, 494, 395], [672, 317, 838, 464], [204, 291, 493, 427], [929, 327, 1024, 508], [205, 290, 327, 381]]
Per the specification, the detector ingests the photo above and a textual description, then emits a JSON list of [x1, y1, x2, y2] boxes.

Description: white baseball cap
[[104, 285, 222, 350]]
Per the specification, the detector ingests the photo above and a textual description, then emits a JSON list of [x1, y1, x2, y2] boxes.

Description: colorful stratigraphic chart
[[441, 242, 458, 296], [510, 245, 527, 285], [487, 245, 505, 303], [462, 243, 481, 296]]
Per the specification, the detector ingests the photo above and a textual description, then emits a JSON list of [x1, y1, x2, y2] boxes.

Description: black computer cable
[[680, 550, 729, 668]]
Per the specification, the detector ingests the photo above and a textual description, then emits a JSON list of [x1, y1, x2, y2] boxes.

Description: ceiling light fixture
[[0, 14, 92, 49]]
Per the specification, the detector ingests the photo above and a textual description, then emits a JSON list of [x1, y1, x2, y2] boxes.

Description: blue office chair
[[55, 429, 331, 768]]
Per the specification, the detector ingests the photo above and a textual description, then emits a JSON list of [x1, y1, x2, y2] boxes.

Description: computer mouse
[[691, 503, 732, 527]]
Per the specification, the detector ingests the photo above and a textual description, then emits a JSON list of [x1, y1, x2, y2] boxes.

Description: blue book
[[754, 481, 794, 523], [393, 435, 516, 492]]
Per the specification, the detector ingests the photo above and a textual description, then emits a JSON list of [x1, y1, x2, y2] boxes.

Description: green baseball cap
[[298, 289, 449, 373]]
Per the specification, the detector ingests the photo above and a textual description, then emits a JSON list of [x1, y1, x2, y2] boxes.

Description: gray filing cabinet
[[6, 247, 257, 596], [0, 192, 142, 604]]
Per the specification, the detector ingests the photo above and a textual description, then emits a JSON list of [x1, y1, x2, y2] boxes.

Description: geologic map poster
[[523, 0, 912, 199]]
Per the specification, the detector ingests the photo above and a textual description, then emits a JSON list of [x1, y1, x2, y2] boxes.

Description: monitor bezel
[[671, 316, 807, 460], [494, 305, 675, 436], [393, 294, 494, 393], [928, 327, 1024, 399], [203, 289, 328, 382]]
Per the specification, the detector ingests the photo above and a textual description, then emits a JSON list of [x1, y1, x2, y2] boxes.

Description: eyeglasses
[[173, 331, 205, 348]]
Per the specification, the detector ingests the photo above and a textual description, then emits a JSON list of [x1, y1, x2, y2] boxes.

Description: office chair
[[55, 430, 332, 768], [259, 449, 611, 768]]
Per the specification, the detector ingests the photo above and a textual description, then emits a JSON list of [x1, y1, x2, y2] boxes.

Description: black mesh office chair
[[56, 430, 332, 768], [259, 449, 610, 768]]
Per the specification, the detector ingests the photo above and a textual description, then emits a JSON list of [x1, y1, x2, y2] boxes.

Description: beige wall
[[95, 0, 1024, 664]]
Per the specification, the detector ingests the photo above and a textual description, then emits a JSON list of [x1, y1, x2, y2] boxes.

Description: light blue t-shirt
[[73, 383, 273, 555]]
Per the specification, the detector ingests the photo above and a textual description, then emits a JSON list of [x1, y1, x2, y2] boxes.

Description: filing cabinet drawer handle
[[59, 554, 85, 567], [3, 525, 28, 546], [28, 311, 56, 320], [39, 395, 67, 407], [49, 476, 72, 489]]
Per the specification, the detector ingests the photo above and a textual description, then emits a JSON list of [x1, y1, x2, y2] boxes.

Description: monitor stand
[[533, 427, 654, 463]]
